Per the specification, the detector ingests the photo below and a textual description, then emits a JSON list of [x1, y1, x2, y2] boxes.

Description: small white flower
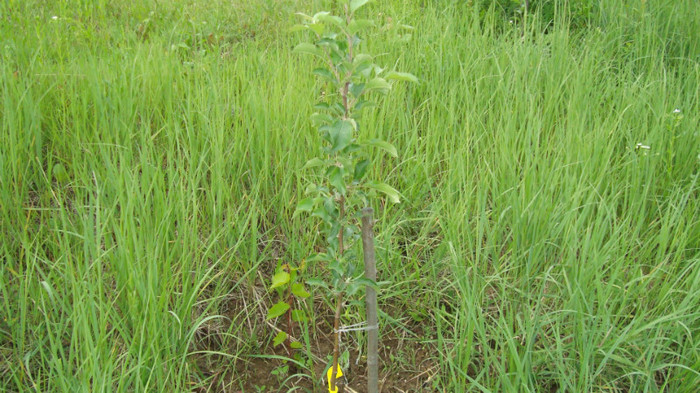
[[52, 16, 58, 20], [635, 143, 650, 150], [673, 108, 681, 114]]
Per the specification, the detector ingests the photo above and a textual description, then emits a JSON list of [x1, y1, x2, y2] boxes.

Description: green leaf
[[291, 283, 311, 298], [345, 142, 362, 154], [353, 53, 373, 66], [52, 163, 68, 183], [293, 198, 314, 218], [311, 112, 333, 127], [345, 277, 378, 297], [329, 264, 345, 281], [270, 271, 291, 289], [308, 253, 330, 262], [295, 12, 313, 21], [308, 23, 325, 35], [291, 310, 308, 323], [350, 0, 371, 13], [337, 155, 353, 170], [304, 183, 319, 195], [345, 282, 363, 297], [354, 99, 375, 111], [344, 225, 358, 242], [349, 83, 365, 98], [363, 139, 398, 158], [354, 158, 370, 180], [329, 166, 346, 195], [302, 158, 325, 170], [365, 77, 391, 93], [354, 277, 379, 290], [293, 42, 324, 58], [313, 67, 336, 82], [317, 37, 339, 51], [331, 102, 346, 117], [306, 278, 329, 289], [311, 205, 332, 223], [384, 71, 418, 83], [366, 181, 401, 203], [40, 280, 55, 302], [290, 340, 303, 349], [329, 120, 354, 153], [273, 331, 288, 347], [314, 12, 344, 28], [266, 302, 290, 320]]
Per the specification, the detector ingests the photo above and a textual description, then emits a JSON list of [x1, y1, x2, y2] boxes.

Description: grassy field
[[1, 0, 699, 392]]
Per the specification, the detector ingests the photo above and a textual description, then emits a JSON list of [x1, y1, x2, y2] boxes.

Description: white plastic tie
[[335, 321, 378, 333]]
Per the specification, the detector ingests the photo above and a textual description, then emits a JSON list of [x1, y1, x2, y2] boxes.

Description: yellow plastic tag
[[326, 365, 343, 393]]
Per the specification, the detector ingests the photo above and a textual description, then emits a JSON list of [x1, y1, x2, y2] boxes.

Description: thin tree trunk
[[361, 207, 378, 393], [330, 292, 343, 392], [330, 196, 345, 392]]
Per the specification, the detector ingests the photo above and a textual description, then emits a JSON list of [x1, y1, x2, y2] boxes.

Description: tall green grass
[[1, 0, 698, 392]]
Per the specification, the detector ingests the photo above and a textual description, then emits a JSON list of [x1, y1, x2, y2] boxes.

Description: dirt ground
[[191, 289, 439, 393]]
